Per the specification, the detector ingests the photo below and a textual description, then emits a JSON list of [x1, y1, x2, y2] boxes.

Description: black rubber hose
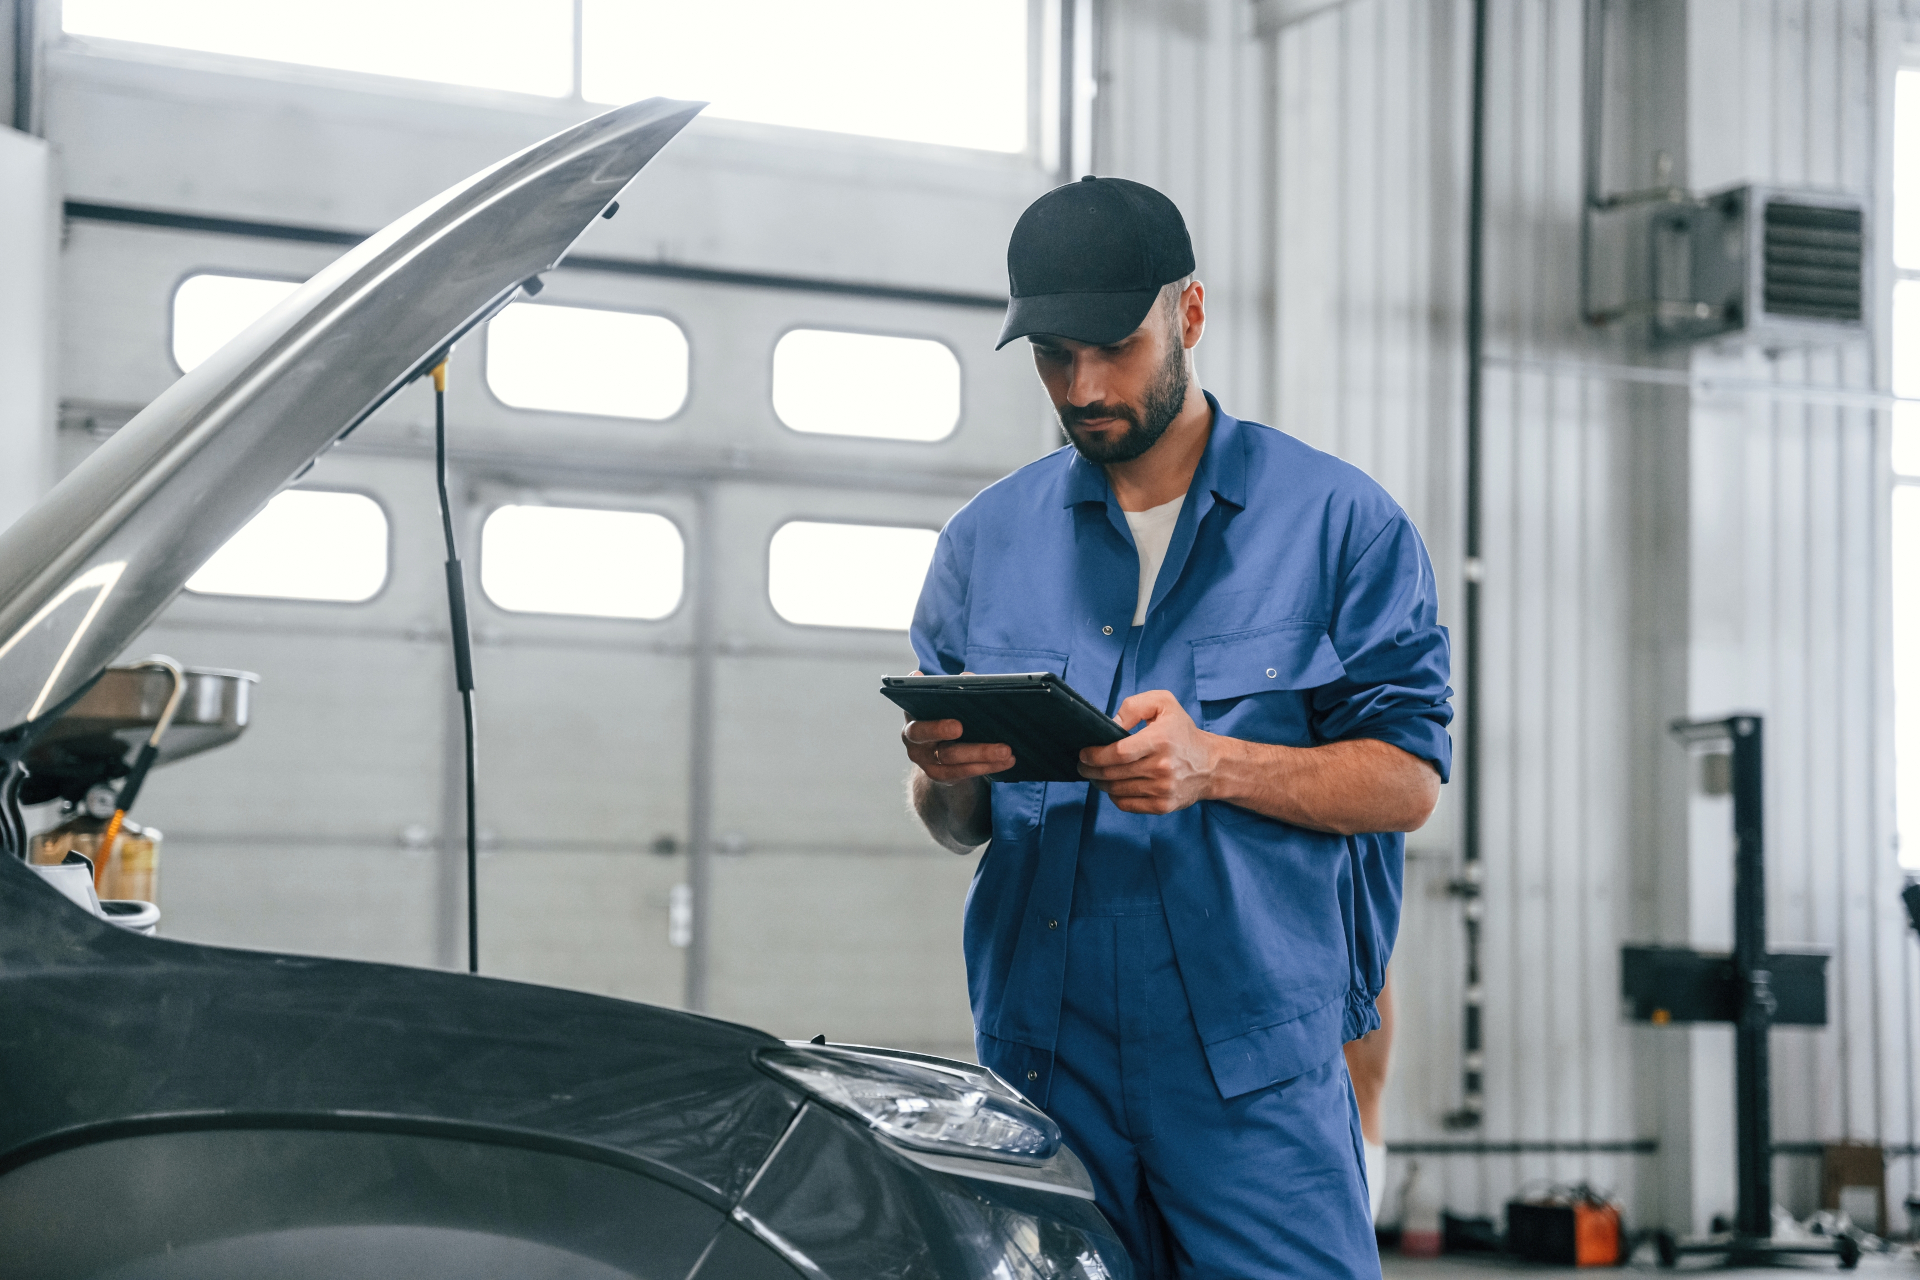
[[434, 369, 480, 974]]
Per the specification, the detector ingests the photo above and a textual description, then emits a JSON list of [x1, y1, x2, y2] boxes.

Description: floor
[[1380, 1248, 1918, 1278]]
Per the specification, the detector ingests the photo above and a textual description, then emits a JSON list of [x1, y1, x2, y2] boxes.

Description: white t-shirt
[[1123, 496, 1184, 626]]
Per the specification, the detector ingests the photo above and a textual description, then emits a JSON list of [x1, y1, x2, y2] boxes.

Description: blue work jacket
[[910, 395, 1452, 1101]]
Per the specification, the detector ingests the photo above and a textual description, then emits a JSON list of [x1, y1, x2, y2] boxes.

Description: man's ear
[[1181, 280, 1206, 350]]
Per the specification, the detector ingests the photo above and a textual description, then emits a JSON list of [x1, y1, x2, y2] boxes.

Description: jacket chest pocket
[[990, 780, 1045, 840], [1190, 621, 1344, 747]]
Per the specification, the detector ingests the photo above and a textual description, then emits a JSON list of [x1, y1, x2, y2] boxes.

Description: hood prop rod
[[95, 656, 185, 889]]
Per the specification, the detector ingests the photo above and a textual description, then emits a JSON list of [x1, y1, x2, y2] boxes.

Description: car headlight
[[758, 1044, 1062, 1164]]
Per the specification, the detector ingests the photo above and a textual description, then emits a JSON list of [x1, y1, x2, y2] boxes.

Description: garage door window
[[767, 521, 938, 631], [172, 273, 301, 373], [773, 330, 960, 442], [186, 490, 388, 602], [481, 506, 684, 620], [487, 304, 689, 421], [64, 0, 573, 98], [581, 0, 1026, 153]]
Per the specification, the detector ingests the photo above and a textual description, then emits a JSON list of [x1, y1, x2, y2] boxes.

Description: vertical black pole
[[1453, 0, 1490, 1129], [1579, 0, 1604, 324], [12, 0, 36, 135], [1728, 716, 1772, 1240]]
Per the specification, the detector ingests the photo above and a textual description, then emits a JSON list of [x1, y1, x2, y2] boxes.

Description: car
[[0, 97, 1129, 1280]]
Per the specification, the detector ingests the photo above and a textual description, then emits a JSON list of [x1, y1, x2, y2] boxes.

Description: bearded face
[[1054, 299, 1191, 465]]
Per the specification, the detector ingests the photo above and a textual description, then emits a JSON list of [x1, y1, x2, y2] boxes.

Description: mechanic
[[900, 176, 1451, 1278]]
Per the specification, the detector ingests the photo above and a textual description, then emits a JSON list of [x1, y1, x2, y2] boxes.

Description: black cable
[[433, 365, 479, 973]]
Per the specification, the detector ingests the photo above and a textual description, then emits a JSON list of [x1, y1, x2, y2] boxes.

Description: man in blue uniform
[[900, 176, 1451, 1278]]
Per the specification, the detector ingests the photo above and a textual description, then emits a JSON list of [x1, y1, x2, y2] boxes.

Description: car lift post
[[1627, 716, 1858, 1269], [1729, 714, 1771, 1246]]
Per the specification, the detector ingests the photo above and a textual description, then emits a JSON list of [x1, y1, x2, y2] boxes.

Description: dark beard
[[1059, 332, 1190, 465]]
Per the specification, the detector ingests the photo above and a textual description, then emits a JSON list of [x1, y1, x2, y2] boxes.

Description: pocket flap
[[1192, 623, 1344, 700], [964, 645, 1069, 678]]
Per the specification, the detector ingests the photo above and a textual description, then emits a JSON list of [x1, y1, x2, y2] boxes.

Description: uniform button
[[1266, 667, 1277, 678], [1047, 918, 1058, 929], [1027, 1069, 1039, 1081], [1102, 625, 1113, 635]]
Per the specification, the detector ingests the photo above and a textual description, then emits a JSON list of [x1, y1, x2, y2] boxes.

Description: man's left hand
[[1077, 689, 1217, 814]]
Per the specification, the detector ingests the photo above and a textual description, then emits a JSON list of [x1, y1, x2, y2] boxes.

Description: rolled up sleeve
[[1311, 513, 1453, 780]]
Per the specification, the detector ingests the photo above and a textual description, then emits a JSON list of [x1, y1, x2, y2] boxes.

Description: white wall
[[1682, 0, 1916, 1229], [0, 126, 55, 533], [1096, 0, 1916, 1237]]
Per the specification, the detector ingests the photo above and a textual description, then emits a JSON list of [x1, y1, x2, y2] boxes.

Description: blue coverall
[[910, 395, 1452, 1278]]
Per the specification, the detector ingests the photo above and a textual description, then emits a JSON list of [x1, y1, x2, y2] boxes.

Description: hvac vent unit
[[1651, 185, 1866, 347]]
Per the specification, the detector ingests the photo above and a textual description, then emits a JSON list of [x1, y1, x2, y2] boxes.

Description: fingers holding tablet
[[897, 669, 1016, 783], [901, 717, 1014, 783]]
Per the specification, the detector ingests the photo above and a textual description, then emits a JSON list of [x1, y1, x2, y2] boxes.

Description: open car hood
[[0, 97, 702, 742]]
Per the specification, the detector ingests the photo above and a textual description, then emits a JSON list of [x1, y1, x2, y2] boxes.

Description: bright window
[[481, 506, 684, 620], [63, 0, 573, 97], [1897, 405, 1920, 478], [486, 303, 689, 421], [172, 273, 301, 373], [1894, 280, 1920, 480], [773, 330, 961, 442], [768, 521, 938, 631], [1897, 70, 1920, 271], [186, 490, 388, 602], [582, 0, 1028, 153]]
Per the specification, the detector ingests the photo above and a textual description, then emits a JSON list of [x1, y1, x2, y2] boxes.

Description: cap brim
[[995, 288, 1162, 350]]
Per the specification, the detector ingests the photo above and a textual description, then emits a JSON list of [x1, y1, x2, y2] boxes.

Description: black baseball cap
[[996, 175, 1196, 350]]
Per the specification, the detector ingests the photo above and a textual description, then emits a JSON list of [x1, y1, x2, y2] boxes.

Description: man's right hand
[[901, 717, 1014, 784], [901, 673, 1011, 853]]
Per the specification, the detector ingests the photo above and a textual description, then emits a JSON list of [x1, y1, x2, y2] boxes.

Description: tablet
[[881, 672, 1127, 784]]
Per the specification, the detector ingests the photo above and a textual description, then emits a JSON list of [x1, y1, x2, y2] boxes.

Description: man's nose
[[1064, 354, 1105, 407]]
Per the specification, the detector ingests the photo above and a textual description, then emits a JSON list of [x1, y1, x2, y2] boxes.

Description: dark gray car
[[0, 99, 1128, 1280]]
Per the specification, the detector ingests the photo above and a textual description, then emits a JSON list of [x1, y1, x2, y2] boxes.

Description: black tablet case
[[881, 672, 1127, 784]]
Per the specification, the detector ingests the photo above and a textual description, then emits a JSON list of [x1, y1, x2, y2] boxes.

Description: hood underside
[[0, 97, 703, 742]]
